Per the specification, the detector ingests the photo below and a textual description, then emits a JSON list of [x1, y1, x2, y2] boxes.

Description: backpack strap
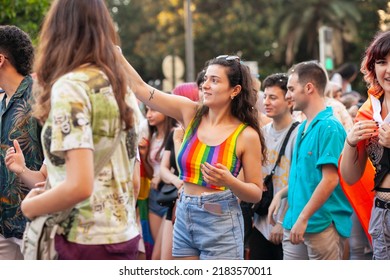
[[269, 121, 299, 176]]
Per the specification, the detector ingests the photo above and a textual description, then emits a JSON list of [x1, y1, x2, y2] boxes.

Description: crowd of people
[[0, 0, 389, 260]]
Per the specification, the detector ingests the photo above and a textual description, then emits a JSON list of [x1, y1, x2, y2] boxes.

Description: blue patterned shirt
[[0, 75, 43, 239]]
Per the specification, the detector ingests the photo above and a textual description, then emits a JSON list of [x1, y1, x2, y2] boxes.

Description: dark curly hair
[[195, 56, 267, 164], [262, 73, 288, 92], [0, 25, 34, 76]]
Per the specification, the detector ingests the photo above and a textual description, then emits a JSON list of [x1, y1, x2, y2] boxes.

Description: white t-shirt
[[253, 121, 299, 240]]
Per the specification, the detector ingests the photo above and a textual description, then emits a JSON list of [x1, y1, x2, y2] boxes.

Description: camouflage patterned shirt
[[41, 66, 139, 244]]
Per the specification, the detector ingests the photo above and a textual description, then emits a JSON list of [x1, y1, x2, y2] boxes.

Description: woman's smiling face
[[375, 52, 390, 94], [202, 64, 236, 107]]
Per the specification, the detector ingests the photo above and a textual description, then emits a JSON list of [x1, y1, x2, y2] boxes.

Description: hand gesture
[[150, 175, 160, 190], [267, 192, 282, 226], [5, 139, 26, 175], [347, 120, 378, 146], [138, 137, 149, 159], [269, 222, 283, 245], [200, 162, 232, 187]]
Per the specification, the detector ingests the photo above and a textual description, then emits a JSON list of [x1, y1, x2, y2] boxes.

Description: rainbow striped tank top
[[177, 117, 248, 190]]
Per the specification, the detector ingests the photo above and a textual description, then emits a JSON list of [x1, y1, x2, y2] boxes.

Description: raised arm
[[121, 55, 198, 128]]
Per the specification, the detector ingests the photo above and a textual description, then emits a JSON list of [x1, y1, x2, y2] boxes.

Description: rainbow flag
[[137, 158, 154, 259]]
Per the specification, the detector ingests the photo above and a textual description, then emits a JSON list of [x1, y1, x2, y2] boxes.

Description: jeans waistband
[[375, 198, 390, 209], [180, 190, 236, 205]]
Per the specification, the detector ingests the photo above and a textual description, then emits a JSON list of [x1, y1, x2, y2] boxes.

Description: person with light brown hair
[[269, 61, 352, 260], [18, 0, 140, 260]]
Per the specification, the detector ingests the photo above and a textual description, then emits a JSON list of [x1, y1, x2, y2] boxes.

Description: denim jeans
[[369, 197, 390, 260], [172, 190, 244, 260], [148, 188, 169, 217]]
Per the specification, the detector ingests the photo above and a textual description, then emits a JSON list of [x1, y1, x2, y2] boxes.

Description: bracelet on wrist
[[276, 220, 283, 225], [346, 138, 357, 148], [15, 166, 26, 176]]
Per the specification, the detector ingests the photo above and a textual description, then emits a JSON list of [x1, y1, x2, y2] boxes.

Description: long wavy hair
[[195, 57, 267, 164], [361, 30, 390, 97], [32, 0, 133, 130]]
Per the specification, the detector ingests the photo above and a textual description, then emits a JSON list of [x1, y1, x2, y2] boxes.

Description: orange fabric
[[338, 90, 379, 243], [338, 156, 374, 243]]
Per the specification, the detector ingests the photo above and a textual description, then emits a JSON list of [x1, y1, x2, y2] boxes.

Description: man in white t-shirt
[[249, 73, 299, 260]]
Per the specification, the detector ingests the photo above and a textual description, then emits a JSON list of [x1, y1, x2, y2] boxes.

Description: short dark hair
[[262, 73, 288, 93], [0, 25, 34, 76], [288, 61, 328, 96], [333, 62, 358, 80]]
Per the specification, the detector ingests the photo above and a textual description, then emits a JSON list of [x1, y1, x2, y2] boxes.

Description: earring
[[231, 96, 234, 100]]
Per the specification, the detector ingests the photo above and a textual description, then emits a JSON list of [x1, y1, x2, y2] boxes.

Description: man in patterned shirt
[[0, 25, 43, 259]]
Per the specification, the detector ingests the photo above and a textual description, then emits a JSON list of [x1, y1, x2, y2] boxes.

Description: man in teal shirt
[[270, 61, 352, 259]]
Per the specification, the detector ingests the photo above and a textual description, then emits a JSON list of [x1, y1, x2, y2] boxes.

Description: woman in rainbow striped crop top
[[123, 55, 266, 260]]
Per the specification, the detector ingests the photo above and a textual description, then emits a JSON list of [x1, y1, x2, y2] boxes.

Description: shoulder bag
[[252, 121, 299, 216]]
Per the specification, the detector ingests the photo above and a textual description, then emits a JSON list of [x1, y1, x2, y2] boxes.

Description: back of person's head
[[334, 62, 358, 81], [34, 0, 132, 129], [0, 25, 33, 76], [35, 0, 119, 79], [361, 30, 390, 97], [251, 76, 261, 93], [340, 94, 358, 109], [288, 61, 328, 96], [196, 69, 205, 89], [327, 81, 342, 99], [172, 82, 199, 102], [262, 73, 288, 93]]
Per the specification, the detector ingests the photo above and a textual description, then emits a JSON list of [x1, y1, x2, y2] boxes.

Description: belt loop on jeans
[[375, 198, 390, 209]]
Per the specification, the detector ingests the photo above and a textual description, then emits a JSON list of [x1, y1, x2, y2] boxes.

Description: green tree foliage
[[273, 0, 361, 66], [0, 0, 50, 43], [109, 0, 388, 86]]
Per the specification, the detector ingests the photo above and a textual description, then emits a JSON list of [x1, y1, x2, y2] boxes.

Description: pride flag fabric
[[137, 158, 154, 259], [338, 90, 384, 243], [177, 117, 247, 190]]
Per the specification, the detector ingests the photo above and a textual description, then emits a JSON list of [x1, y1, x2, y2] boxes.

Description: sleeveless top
[[365, 95, 390, 190], [177, 117, 248, 191]]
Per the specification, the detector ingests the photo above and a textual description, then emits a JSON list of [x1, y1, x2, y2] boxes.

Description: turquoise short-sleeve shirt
[[284, 107, 352, 238]]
